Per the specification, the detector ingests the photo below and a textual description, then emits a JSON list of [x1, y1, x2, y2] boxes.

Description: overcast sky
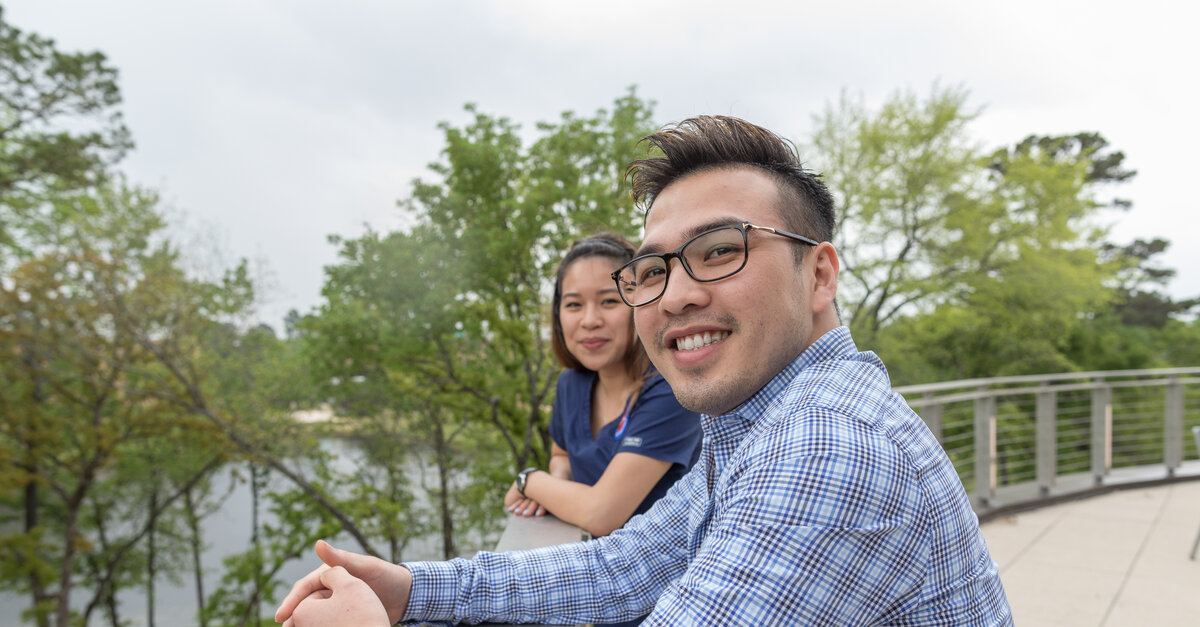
[[6, 0, 1199, 331]]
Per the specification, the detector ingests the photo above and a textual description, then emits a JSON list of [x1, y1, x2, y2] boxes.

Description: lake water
[[0, 438, 494, 626]]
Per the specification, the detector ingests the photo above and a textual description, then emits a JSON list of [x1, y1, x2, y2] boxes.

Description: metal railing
[[895, 367, 1200, 518]]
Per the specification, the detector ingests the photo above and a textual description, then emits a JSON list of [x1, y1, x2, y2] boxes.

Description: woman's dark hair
[[627, 115, 836, 246], [551, 233, 651, 383]]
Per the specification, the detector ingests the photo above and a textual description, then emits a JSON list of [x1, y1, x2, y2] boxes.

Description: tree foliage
[[0, 181, 254, 627], [0, 6, 132, 261], [0, 10, 393, 624], [812, 85, 984, 342], [810, 85, 1197, 382]]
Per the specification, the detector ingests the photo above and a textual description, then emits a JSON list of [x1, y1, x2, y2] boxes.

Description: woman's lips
[[580, 339, 608, 350]]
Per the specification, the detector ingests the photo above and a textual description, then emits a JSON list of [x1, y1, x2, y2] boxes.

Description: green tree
[[0, 12, 136, 619], [1101, 238, 1199, 329], [0, 183, 231, 627], [74, 432, 225, 627], [1064, 238, 1200, 371], [0, 179, 332, 626], [811, 85, 983, 346], [0, 8, 370, 624], [202, 466, 341, 627], [812, 86, 1139, 381], [102, 240, 386, 558], [304, 225, 497, 559], [0, 5, 131, 261]]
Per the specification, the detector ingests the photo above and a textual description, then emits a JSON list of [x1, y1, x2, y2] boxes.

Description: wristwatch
[[516, 467, 540, 497]]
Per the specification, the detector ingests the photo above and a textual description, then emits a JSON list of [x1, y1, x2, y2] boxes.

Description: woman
[[504, 233, 702, 542]]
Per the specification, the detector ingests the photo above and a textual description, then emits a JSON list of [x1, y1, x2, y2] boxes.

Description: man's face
[[634, 167, 815, 416]]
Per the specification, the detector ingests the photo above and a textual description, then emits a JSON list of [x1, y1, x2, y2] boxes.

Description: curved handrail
[[895, 367, 1200, 519], [894, 366, 1200, 396]]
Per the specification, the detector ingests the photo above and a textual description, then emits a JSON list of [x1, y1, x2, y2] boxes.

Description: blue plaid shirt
[[402, 327, 1011, 625]]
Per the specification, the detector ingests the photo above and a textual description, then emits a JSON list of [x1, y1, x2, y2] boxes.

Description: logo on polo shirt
[[622, 436, 643, 447]]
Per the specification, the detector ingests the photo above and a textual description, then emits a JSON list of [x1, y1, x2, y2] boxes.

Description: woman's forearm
[[523, 453, 671, 537]]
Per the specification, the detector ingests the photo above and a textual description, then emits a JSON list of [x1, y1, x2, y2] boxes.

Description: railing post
[[922, 392, 943, 443], [1091, 378, 1112, 485], [1165, 376, 1184, 474], [974, 386, 996, 505], [1036, 384, 1057, 496]]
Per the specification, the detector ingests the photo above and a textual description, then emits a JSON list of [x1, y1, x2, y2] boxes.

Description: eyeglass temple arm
[[745, 223, 821, 247]]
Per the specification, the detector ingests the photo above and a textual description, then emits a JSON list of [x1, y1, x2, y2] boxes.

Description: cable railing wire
[[895, 367, 1200, 516]]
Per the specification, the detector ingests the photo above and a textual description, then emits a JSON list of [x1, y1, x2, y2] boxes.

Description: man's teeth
[[675, 331, 729, 351]]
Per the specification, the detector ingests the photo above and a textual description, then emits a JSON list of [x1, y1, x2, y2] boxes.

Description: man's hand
[[282, 565, 389, 626], [504, 481, 546, 517], [276, 540, 412, 625]]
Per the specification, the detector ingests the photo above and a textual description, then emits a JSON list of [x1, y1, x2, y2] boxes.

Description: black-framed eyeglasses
[[611, 222, 820, 308]]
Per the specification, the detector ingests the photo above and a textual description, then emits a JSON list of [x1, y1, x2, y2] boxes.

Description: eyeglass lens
[[616, 226, 747, 306]]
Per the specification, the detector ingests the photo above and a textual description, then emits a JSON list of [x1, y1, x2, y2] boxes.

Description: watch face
[[518, 468, 535, 495]]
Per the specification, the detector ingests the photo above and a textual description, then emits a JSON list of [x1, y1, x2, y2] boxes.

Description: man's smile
[[674, 330, 729, 351]]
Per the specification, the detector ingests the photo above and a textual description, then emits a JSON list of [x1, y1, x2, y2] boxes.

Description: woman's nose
[[581, 304, 603, 327]]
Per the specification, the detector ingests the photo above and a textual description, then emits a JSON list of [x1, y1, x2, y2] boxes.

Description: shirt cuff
[[400, 559, 463, 622]]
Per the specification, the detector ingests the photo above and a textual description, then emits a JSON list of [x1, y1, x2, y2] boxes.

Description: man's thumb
[[314, 540, 348, 569]]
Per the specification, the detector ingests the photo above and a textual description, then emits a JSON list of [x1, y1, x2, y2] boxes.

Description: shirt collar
[[710, 326, 858, 427]]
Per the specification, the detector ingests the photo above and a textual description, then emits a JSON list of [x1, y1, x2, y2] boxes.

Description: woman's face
[[559, 255, 634, 376]]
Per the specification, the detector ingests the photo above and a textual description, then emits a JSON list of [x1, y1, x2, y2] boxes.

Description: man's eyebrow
[[635, 216, 745, 256]]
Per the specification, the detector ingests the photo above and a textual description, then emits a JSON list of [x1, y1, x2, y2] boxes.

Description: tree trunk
[[104, 587, 119, 627], [184, 487, 209, 627], [237, 463, 265, 627], [23, 365, 51, 627], [23, 480, 50, 627], [146, 475, 159, 627], [54, 505, 80, 627], [82, 500, 116, 627], [434, 418, 457, 559]]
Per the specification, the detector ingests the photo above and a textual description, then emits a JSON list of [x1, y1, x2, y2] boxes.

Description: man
[[276, 116, 1012, 625]]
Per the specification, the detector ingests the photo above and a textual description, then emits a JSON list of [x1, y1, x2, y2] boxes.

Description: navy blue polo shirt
[[549, 370, 702, 519]]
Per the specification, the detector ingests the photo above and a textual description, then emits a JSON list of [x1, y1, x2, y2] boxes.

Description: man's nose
[[658, 258, 710, 314]]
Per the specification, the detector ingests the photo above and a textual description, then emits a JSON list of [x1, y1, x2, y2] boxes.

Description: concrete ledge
[[977, 460, 1200, 523], [493, 513, 589, 552]]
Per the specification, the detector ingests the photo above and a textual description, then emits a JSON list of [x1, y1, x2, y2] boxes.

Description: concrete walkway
[[980, 479, 1200, 626]]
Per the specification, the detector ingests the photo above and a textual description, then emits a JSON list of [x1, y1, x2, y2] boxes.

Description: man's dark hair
[[626, 115, 836, 245]]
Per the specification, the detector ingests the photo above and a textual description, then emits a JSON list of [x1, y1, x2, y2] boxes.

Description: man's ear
[[809, 242, 839, 315]]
